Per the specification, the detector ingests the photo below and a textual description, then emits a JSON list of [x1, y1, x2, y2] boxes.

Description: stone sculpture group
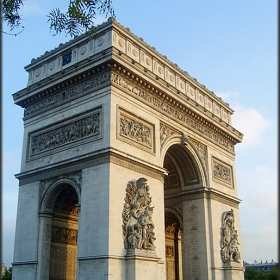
[[122, 178, 156, 250], [220, 209, 241, 263]]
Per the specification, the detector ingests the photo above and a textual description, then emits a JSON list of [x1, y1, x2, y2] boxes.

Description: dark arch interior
[[53, 184, 79, 217], [164, 144, 200, 193]]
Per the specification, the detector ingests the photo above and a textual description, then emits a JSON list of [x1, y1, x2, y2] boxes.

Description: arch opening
[[163, 143, 202, 280], [49, 184, 79, 280]]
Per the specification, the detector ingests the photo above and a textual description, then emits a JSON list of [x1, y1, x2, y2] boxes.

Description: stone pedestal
[[223, 262, 245, 280], [126, 249, 162, 280]]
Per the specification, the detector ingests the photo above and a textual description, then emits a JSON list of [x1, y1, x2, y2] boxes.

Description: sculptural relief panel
[[28, 108, 102, 159], [212, 157, 233, 188], [117, 107, 155, 153]]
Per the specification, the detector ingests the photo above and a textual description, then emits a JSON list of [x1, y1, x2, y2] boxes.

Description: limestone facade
[[12, 18, 244, 280]]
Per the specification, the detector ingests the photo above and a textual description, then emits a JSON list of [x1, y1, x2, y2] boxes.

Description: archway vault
[[161, 133, 208, 190]]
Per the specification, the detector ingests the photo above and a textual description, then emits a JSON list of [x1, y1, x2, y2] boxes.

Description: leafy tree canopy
[[2, 0, 115, 37], [1, 266, 12, 280]]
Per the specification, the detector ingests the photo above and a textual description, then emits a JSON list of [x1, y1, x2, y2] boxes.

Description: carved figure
[[122, 178, 156, 250], [220, 209, 241, 263]]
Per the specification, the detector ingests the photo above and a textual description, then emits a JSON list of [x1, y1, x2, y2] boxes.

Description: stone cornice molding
[[166, 187, 242, 209], [110, 66, 242, 149], [22, 18, 232, 113], [13, 19, 243, 139], [15, 147, 165, 185], [13, 57, 242, 155]]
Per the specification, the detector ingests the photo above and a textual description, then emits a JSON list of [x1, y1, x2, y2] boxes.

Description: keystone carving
[[220, 209, 241, 263], [122, 178, 156, 250]]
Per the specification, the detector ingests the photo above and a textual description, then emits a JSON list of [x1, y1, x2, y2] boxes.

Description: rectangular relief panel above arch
[[117, 106, 155, 154], [27, 106, 103, 161], [211, 156, 234, 189]]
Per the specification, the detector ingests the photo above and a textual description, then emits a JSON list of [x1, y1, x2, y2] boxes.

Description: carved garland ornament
[[220, 209, 241, 263], [122, 178, 156, 250]]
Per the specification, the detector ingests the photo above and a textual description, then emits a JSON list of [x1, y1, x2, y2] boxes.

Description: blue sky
[[2, 0, 278, 267]]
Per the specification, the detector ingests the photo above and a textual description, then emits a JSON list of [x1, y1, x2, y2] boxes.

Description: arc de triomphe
[[12, 18, 245, 280]]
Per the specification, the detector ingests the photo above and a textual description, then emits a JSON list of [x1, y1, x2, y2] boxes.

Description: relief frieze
[[112, 72, 234, 153], [24, 72, 111, 118], [118, 107, 155, 153], [52, 225, 78, 244], [212, 157, 233, 187], [29, 109, 101, 157]]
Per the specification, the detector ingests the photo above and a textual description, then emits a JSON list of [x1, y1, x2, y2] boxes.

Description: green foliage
[[244, 264, 278, 280], [245, 267, 258, 280], [1, 266, 12, 280], [47, 0, 115, 37], [2, 0, 115, 37], [267, 266, 278, 280], [2, 0, 24, 30]]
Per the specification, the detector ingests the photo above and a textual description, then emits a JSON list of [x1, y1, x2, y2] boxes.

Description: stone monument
[[12, 18, 245, 280]]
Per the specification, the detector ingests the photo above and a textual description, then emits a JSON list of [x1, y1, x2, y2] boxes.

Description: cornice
[[13, 48, 113, 107], [165, 187, 241, 209], [109, 61, 242, 148], [16, 18, 234, 116], [15, 147, 165, 185]]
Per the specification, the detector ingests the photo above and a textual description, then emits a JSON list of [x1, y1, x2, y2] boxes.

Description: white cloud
[[231, 105, 270, 146], [216, 91, 239, 100]]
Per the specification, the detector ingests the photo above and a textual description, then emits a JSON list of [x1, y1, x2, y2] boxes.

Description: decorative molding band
[[78, 255, 126, 261], [16, 148, 164, 185], [212, 265, 245, 271], [12, 261, 38, 266], [23, 71, 111, 119], [117, 107, 155, 153], [111, 72, 236, 153], [110, 153, 164, 181], [212, 157, 233, 188], [166, 188, 241, 209], [28, 107, 102, 159]]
